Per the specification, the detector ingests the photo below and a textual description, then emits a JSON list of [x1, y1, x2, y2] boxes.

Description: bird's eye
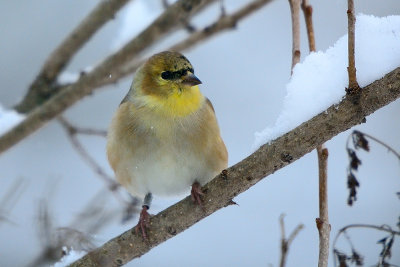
[[161, 71, 173, 80]]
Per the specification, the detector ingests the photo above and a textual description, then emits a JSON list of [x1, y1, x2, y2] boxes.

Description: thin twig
[[346, 0, 360, 93], [58, 116, 107, 137], [354, 130, 400, 160], [301, 0, 315, 52], [279, 214, 304, 267], [161, 0, 169, 9], [15, 0, 130, 113], [174, 0, 273, 50], [282, 2, 308, 265], [0, 177, 27, 226], [69, 68, 400, 266], [288, 0, 301, 73], [0, 0, 274, 155], [58, 116, 116, 189], [332, 224, 400, 267], [316, 145, 330, 267], [29, 190, 123, 266], [300, 2, 330, 266], [57, 117, 139, 214], [219, 0, 226, 16]]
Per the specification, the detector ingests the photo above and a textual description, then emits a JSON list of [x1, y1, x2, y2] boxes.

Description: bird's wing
[[205, 97, 215, 113], [119, 92, 130, 105]]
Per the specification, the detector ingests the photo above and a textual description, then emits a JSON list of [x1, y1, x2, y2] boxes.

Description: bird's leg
[[135, 193, 152, 239], [191, 181, 204, 207]]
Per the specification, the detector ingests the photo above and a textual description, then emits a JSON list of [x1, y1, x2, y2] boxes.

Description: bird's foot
[[191, 182, 204, 208], [135, 205, 150, 240]]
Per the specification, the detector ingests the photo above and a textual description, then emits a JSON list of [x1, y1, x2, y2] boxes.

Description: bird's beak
[[182, 73, 202, 86]]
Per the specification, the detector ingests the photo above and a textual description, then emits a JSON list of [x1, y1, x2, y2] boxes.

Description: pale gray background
[[0, 0, 399, 266]]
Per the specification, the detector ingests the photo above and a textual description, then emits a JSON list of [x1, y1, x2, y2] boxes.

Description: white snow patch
[[57, 66, 94, 84], [53, 249, 86, 267], [254, 14, 400, 149], [57, 72, 80, 84], [0, 104, 25, 136]]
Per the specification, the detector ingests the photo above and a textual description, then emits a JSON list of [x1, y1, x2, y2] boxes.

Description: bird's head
[[137, 51, 202, 98], [130, 51, 204, 117]]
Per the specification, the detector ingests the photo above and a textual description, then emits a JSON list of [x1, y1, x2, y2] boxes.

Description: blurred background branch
[[29, 191, 124, 266], [0, 0, 273, 155], [0, 178, 27, 227], [333, 223, 400, 267], [279, 214, 304, 267], [15, 0, 131, 113]]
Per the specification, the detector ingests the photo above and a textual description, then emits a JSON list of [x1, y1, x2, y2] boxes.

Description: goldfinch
[[107, 51, 228, 238]]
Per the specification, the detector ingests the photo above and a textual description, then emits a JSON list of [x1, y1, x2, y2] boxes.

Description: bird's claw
[[135, 206, 150, 240], [191, 182, 205, 209]]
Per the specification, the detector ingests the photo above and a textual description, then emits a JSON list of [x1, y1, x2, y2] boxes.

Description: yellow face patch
[[144, 85, 203, 118]]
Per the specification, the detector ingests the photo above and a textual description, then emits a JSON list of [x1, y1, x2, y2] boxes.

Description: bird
[[106, 51, 228, 239]]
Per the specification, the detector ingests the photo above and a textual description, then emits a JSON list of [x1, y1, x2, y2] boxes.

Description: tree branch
[[119, 0, 274, 83], [15, 0, 131, 113], [172, 0, 273, 51], [70, 67, 400, 266]]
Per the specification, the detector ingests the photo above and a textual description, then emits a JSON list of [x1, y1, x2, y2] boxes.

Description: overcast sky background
[[0, 0, 399, 266]]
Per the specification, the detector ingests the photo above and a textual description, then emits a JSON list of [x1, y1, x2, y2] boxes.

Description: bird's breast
[[140, 85, 204, 118]]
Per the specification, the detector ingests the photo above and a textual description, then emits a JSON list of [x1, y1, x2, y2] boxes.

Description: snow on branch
[[254, 15, 400, 148]]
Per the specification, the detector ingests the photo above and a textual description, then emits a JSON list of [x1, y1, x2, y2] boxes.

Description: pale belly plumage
[[121, 143, 215, 198]]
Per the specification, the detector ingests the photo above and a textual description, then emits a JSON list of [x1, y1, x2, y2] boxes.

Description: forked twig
[[279, 214, 304, 267]]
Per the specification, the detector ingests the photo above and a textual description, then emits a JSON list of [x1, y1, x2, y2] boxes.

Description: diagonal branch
[[171, 0, 273, 51], [0, 0, 273, 155], [15, 0, 131, 113], [119, 0, 274, 83], [58, 117, 115, 189], [0, 0, 216, 154], [70, 67, 400, 266]]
